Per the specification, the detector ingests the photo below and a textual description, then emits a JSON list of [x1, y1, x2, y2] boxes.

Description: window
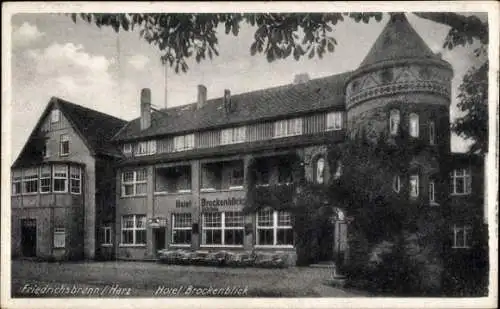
[[278, 163, 293, 185], [229, 162, 244, 189], [409, 174, 419, 198], [40, 165, 51, 193], [453, 225, 472, 249], [202, 212, 222, 245], [389, 109, 400, 135], [451, 168, 472, 195], [172, 213, 192, 245], [221, 126, 246, 145], [51, 109, 60, 123], [380, 68, 393, 83], [155, 166, 191, 193], [101, 226, 112, 245], [121, 215, 146, 245], [23, 168, 39, 194], [409, 113, 419, 138], [136, 140, 156, 156], [393, 175, 401, 193], [255, 161, 270, 186], [326, 112, 342, 131], [53, 228, 65, 248], [60, 134, 70, 156], [202, 212, 244, 246], [334, 161, 342, 180], [12, 171, 22, 195], [429, 121, 436, 145], [256, 209, 294, 246], [42, 140, 50, 158], [70, 166, 81, 194], [173, 134, 195, 152], [201, 163, 222, 191], [123, 143, 132, 155], [429, 180, 437, 205], [274, 118, 302, 138], [121, 169, 147, 197], [315, 157, 325, 184], [53, 165, 68, 193]]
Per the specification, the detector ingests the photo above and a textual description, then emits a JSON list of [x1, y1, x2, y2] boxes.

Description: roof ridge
[[54, 96, 127, 123], [157, 71, 352, 113]]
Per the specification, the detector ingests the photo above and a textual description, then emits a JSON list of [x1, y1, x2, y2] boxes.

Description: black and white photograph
[[1, 2, 498, 309]]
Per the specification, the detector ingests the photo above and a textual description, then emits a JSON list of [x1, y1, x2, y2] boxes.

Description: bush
[[345, 234, 445, 296]]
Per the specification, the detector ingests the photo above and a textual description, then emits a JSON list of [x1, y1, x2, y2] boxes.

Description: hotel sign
[[201, 197, 245, 212]]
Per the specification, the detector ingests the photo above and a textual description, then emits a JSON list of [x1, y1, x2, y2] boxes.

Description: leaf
[[250, 41, 258, 56], [71, 13, 77, 23], [327, 42, 334, 52], [308, 47, 315, 59]]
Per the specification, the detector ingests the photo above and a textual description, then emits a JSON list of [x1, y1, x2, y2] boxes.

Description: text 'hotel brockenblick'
[[11, 14, 484, 263]]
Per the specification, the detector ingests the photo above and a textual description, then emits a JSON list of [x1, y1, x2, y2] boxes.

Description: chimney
[[223, 89, 232, 112], [197, 84, 207, 109], [140, 88, 151, 130], [293, 73, 310, 84]]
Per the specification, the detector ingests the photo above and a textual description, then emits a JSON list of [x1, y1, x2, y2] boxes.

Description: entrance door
[[154, 228, 166, 256], [21, 219, 37, 257]]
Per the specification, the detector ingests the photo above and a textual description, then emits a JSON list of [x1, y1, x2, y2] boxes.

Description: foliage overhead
[[452, 61, 489, 156], [69, 12, 489, 154]]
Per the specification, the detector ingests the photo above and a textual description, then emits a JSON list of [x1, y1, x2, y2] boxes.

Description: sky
[[9, 11, 487, 162]]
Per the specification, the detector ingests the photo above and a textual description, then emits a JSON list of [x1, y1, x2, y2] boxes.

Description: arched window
[[389, 109, 400, 135], [314, 157, 325, 184], [392, 175, 401, 193], [409, 113, 420, 138], [334, 161, 342, 180], [409, 174, 419, 198]]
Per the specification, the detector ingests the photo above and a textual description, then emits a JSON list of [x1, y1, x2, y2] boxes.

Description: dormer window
[[174, 134, 195, 152], [389, 109, 400, 135], [326, 112, 342, 131], [409, 113, 420, 138], [221, 126, 246, 145], [123, 143, 132, 154], [51, 109, 60, 123], [274, 118, 302, 138]]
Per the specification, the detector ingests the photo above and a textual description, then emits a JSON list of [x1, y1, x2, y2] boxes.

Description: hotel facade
[[11, 14, 485, 265]]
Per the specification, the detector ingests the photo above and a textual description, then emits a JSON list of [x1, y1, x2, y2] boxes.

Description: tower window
[[409, 113, 419, 138], [380, 68, 393, 84], [429, 121, 436, 145], [392, 175, 401, 193], [429, 180, 437, 205], [409, 174, 419, 198], [389, 109, 400, 135]]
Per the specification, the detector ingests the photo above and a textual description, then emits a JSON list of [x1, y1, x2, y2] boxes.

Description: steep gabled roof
[[56, 98, 127, 156], [113, 72, 352, 142], [12, 97, 127, 168], [359, 13, 442, 68]]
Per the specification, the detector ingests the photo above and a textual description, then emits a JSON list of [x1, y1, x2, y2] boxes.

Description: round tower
[[345, 13, 454, 205]]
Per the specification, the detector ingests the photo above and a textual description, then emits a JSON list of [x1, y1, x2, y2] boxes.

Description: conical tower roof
[[359, 13, 441, 68]]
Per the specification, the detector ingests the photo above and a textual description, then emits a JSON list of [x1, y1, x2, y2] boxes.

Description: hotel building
[[11, 14, 485, 265]]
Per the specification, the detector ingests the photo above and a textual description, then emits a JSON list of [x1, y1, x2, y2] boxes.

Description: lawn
[[11, 260, 368, 298]]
